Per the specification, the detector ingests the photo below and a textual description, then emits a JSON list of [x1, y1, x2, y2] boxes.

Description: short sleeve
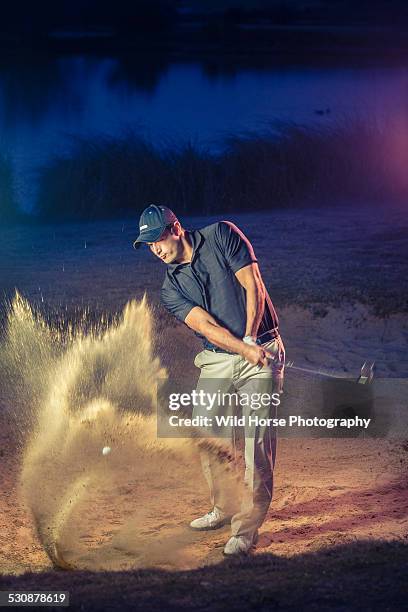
[[215, 221, 257, 273], [160, 282, 197, 322]]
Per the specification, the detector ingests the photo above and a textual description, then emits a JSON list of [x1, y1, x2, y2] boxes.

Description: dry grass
[[34, 120, 407, 221]]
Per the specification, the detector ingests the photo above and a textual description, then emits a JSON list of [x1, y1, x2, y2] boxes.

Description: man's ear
[[172, 221, 182, 237]]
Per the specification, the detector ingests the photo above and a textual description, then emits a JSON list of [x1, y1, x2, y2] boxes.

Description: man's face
[[146, 225, 182, 264]]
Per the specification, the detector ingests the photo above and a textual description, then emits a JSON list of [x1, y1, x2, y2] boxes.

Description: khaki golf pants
[[192, 337, 285, 539]]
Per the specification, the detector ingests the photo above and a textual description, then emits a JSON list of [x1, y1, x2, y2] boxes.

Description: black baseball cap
[[133, 204, 178, 249]]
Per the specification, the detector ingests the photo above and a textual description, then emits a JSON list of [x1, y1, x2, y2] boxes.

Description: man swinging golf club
[[133, 204, 285, 555]]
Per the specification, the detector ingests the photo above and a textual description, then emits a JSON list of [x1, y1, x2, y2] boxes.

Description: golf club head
[[357, 362, 375, 385]]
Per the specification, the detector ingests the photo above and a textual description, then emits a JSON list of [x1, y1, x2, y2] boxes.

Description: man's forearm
[[235, 264, 266, 338], [199, 318, 273, 368], [245, 285, 265, 337], [244, 271, 266, 337], [184, 306, 273, 367], [200, 319, 248, 355]]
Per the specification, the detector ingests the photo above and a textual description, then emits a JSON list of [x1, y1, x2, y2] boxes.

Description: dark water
[[1, 52, 408, 208]]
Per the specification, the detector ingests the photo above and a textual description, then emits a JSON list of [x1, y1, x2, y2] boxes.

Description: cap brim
[[132, 226, 165, 249]]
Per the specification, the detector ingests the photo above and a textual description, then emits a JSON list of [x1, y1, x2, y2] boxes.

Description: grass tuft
[[35, 120, 407, 220]]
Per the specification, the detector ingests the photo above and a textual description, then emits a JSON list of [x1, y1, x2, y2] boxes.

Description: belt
[[208, 327, 280, 353]]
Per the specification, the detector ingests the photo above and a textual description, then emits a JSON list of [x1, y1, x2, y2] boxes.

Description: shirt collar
[[166, 229, 203, 275]]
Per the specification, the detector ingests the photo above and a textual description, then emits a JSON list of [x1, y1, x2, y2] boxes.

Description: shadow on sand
[[1, 539, 407, 610]]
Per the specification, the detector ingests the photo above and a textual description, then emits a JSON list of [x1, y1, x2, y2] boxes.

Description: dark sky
[[2, 0, 408, 32], [182, 0, 408, 21]]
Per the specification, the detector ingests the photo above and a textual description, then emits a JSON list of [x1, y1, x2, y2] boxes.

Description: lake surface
[[1, 53, 408, 209]]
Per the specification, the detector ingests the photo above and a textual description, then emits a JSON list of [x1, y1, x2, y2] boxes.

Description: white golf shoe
[[223, 531, 258, 556], [189, 507, 231, 531]]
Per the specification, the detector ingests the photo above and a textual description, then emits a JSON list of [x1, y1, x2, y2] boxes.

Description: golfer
[[133, 204, 285, 555]]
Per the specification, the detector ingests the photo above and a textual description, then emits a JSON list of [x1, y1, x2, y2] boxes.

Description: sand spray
[[2, 293, 242, 570]]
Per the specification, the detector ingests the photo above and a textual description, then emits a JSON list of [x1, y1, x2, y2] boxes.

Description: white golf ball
[[102, 446, 111, 456]]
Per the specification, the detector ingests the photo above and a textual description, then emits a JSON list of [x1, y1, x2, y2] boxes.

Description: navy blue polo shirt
[[160, 221, 279, 351]]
